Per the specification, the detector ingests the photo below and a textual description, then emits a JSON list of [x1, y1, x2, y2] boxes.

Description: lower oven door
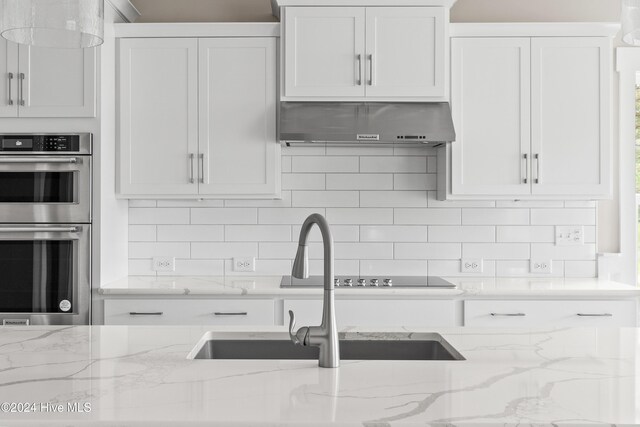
[[0, 155, 91, 223], [0, 224, 90, 325]]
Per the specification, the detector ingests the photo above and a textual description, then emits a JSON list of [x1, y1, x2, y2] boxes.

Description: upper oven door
[[0, 155, 91, 223]]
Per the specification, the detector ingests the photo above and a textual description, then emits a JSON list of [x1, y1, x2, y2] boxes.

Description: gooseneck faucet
[[288, 213, 340, 368]]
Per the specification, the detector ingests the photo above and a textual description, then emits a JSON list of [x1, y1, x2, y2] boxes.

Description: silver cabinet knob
[[357, 279, 366, 287], [383, 278, 393, 287], [370, 279, 379, 287], [344, 278, 353, 287]]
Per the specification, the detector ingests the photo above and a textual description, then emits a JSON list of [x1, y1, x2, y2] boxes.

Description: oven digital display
[[2, 138, 33, 150]]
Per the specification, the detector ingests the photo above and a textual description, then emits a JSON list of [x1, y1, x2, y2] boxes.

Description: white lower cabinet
[[464, 300, 638, 328], [284, 299, 457, 328], [104, 299, 275, 326]]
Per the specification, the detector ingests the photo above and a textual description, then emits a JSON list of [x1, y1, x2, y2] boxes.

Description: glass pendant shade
[[623, 0, 640, 46], [0, 0, 104, 48]]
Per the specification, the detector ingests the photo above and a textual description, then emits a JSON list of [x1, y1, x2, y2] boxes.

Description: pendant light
[[623, 0, 640, 46], [0, 0, 104, 49]]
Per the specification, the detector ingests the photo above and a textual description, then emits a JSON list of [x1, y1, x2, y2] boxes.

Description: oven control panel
[[0, 134, 86, 153]]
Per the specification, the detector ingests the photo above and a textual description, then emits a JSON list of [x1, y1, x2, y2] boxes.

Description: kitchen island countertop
[[0, 324, 638, 426]]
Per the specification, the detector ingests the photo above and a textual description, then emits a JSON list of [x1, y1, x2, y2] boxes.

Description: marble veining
[[0, 325, 638, 425]]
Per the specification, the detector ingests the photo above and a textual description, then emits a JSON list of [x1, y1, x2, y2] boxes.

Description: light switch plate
[[555, 226, 584, 246], [461, 259, 483, 273], [153, 257, 175, 272], [530, 259, 552, 274], [233, 257, 255, 272]]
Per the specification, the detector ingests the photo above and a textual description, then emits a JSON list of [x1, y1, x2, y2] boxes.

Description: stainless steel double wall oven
[[0, 133, 91, 325]]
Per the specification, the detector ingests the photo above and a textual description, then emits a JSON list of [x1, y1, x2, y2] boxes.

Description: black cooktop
[[280, 276, 456, 289]]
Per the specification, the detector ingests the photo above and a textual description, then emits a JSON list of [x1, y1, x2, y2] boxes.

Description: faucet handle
[[288, 310, 300, 345]]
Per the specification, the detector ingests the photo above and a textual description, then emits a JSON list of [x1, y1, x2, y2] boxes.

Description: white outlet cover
[[530, 260, 552, 274], [555, 226, 584, 246], [233, 257, 255, 272], [461, 259, 483, 273], [152, 257, 175, 272]]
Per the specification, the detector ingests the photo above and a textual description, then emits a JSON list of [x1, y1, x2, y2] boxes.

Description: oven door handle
[[0, 157, 79, 164], [0, 226, 79, 233]]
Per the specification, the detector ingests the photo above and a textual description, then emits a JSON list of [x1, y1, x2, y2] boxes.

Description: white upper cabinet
[[282, 6, 446, 100], [365, 7, 445, 97], [198, 38, 278, 197], [118, 38, 199, 196], [284, 7, 366, 97], [118, 36, 280, 199], [0, 38, 95, 118], [445, 25, 613, 200], [530, 37, 610, 196]]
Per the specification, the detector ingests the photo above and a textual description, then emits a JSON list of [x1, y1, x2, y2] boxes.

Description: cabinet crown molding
[[450, 22, 620, 38], [114, 23, 280, 38], [272, 0, 456, 18]]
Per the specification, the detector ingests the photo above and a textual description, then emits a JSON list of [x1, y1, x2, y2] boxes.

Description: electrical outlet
[[555, 226, 584, 246], [152, 257, 175, 272], [530, 259, 552, 274], [461, 259, 483, 273], [233, 257, 255, 272]]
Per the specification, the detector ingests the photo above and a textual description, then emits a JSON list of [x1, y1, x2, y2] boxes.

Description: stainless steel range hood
[[278, 102, 456, 146]]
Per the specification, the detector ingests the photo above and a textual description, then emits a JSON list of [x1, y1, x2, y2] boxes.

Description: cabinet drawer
[[104, 299, 275, 326], [464, 300, 637, 328], [284, 299, 456, 328]]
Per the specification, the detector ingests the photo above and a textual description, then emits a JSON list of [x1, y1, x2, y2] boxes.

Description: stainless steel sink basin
[[188, 333, 464, 361]]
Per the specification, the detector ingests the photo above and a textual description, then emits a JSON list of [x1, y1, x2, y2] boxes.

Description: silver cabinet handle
[[368, 54, 373, 86], [577, 313, 613, 317], [0, 226, 78, 233], [199, 153, 205, 184], [129, 312, 163, 316], [18, 73, 24, 106], [7, 72, 13, 106], [534, 153, 540, 184], [490, 313, 526, 317], [356, 54, 362, 86], [523, 153, 528, 184], [0, 157, 78, 164], [189, 153, 195, 184], [213, 312, 248, 316]]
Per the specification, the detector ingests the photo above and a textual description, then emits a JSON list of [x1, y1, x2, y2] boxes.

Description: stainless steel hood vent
[[279, 102, 456, 146]]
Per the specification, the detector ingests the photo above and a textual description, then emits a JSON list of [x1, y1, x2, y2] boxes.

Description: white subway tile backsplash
[[360, 156, 426, 173], [225, 225, 291, 242], [428, 226, 495, 243], [394, 243, 461, 260], [394, 208, 461, 225], [326, 174, 393, 190], [191, 208, 257, 225], [360, 226, 428, 242], [496, 226, 555, 243], [157, 225, 224, 242], [462, 209, 529, 225], [530, 209, 596, 225], [292, 191, 359, 207], [292, 156, 358, 173], [282, 174, 325, 190], [128, 149, 598, 279], [463, 243, 530, 260], [326, 208, 394, 224], [130, 208, 190, 225]]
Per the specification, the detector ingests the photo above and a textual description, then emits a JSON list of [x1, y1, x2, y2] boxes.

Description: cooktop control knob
[[344, 278, 353, 287], [383, 278, 393, 287], [370, 279, 379, 287], [357, 279, 366, 287], [334, 278, 340, 287]]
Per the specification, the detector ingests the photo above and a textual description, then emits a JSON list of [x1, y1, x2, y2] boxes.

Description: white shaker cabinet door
[[450, 37, 531, 196], [198, 38, 279, 197], [0, 39, 18, 117], [118, 38, 199, 196], [284, 7, 366, 98], [365, 7, 445, 98], [530, 37, 610, 196], [17, 44, 95, 117]]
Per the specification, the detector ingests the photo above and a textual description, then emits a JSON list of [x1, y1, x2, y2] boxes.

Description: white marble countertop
[[99, 275, 640, 298], [0, 325, 638, 425]]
